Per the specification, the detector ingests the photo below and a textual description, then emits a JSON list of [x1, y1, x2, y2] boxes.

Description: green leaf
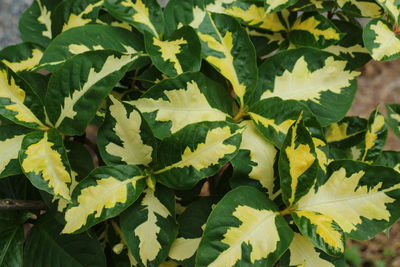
[[129, 72, 233, 139], [363, 19, 400, 61], [120, 186, 177, 267], [0, 62, 48, 130], [0, 120, 30, 179], [98, 95, 157, 167], [289, 12, 342, 49], [64, 140, 94, 181], [45, 50, 140, 135], [145, 26, 201, 77], [62, 165, 146, 234], [0, 211, 26, 267], [19, 129, 73, 201], [105, 0, 164, 38], [18, 0, 61, 47], [323, 20, 371, 70], [386, 103, 400, 138], [153, 121, 242, 190], [292, 211, 345, 256], [337, 0, 383, 18], [279, 115, 318, 206], [295, 160, 400, 240], [358, 109, 387, 163], [231, 120, 277, 196], [196, 12, 257, 106], [169, 196, 219, 266], [24, 213, 106, 267], [0, 42, 43, 72], [39, 24, 145, 72], [51, 0, 103, 36], [249, 97, 322, 148], [282, 233, 346, 267], [257, 48, 360, 126], [375, 151, 400, 172], [249, 30, 285, 58], [196, 186, 293, 267]]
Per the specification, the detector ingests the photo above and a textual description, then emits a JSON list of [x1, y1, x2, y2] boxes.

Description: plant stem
[[279, 207, 292, 216], [0, 199, 47, 210]]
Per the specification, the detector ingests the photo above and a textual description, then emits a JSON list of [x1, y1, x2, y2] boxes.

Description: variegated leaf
[[39, 24, 145, 72], [231, 120, 277, 197], [282, 233, 345, 267], [62, 165, 146, 234], [0, 120, 30, 179], [323, 20, 371, 70], [145, 26, 201, 77], [376, 151, 400, 173], [263, 0, 299, 13], [196, 186, 293, 267], [295, 160, 400, 240], [19, 129, 73, 201], [129, 72, 232, 139], [337, 0, 383, 18], [375, 0, 400, 24], [363, 19, 400, 61], [249, 98, 323, 148], [289, 12, 342, 49], [279, 116, 318, 206], [325, 116, 367, 145], [358, 109, 387, 163], [0, 62, 48, 130], [19, 0, 60, 47], [292, 211, 345, 256], [291, 0, 335, 12], [98, 95, 157, 167], [196, 12, 257, 106], [169, 197, 218, 266], [257, 48, 360, 126], [120, 186, 177, 267], [105, 0, 164, 38], [248, 29, 285, 58], [153, 121, 242, 190], [45, 50, 139, 135], [51, 0, 103, 36], [0, 43, 43, 72], [386, 103, 400, 139]]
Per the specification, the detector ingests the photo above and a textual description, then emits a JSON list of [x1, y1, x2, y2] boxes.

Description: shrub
[[1, 0, 400, 266]]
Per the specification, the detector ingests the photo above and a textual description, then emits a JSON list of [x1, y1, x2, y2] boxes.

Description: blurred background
[[0, 0, 399, 265]]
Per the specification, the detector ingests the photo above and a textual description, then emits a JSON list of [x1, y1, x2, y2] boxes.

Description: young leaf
[[337, 0, 383, 18], [145, 26, 201, 77], [39, 24, 145, 72], [386, 103, 400, 138], [153, 121, 242, 190], [196, 186, 294, 267], [0, 211, 26, 267], [295, 160, 400, 240], [0, 120, 30, 179], [129, 72, 232, 139], [105, 0, 164, 38], [45, 50, 140, 135], [51, 0, 103, 36], [120, 186, 177, 267], [24, 214, 106, 267], [375, 0, 400, 24], [62, 165, 146, 234], [358, 109, 387, 163], [98, 95, 157, 167], [257, 48, 360, 126], [19, 129, 73, 201], [169, 196, 219, 266], [0, 62, 48, 130], [363, 19, 400, 61], [289, 12, 342, 49], [196, 13, 257, 106], [0, 43, 43, 72], [231, 120, 277, 196], [282, 233, 346, 267], [279, 116, 318, 206], [292, 211, 345, 256], [19, 0, 60, 47]]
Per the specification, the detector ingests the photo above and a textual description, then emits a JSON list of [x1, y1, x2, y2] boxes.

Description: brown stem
[[0, 199, 47, 211]]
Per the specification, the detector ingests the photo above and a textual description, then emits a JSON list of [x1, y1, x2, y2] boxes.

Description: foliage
[[0, 0, 400, 266]]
